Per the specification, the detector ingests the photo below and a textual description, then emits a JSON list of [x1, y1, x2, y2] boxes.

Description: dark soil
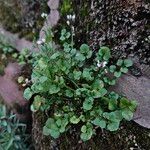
[[32, 111, 150, 150]]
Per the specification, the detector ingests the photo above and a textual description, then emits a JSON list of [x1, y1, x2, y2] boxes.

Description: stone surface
[[39, 0, 60, 40], [0, 27, 38, 52], [0, 0, 48, 40], [48, 0, 59, 9], [112, 73, 150, 128], [0, 62, 30, 121], [88, 1, 150, 64]]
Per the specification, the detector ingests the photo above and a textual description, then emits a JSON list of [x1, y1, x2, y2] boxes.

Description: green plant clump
[[0, 103, 31, 150], [24, 29, 137, 141]]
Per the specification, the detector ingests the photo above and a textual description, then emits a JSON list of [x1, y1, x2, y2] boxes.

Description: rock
[[48, 0, 59, 10], [39, 0, 60, 40], [0, 0, 48, 40], [111, 73, 150, 128], [0, 62, 30, 122], [0, 27, 33, 52]]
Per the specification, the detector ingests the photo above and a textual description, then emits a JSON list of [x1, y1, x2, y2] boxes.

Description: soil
[[32, 111, 150, 150]]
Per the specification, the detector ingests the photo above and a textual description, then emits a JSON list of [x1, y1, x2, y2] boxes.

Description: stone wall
[[0, 0, 49, 40]]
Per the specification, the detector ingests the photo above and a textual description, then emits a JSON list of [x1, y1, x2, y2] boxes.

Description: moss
[[0, 0, 21, 33], [0, 0, 49, 40], [60, 0, 73, 15]]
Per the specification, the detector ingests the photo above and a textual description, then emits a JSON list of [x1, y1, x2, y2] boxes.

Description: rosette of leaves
[[24, 29, 137, 141]]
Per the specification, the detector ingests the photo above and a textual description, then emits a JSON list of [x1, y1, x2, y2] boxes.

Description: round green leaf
[[83, 97, 94, 110], [73, 70, 82, 80], [92, 118, 106, 129], [122, 109, 133, 121], [108, 99, 118, 111], [80, 44, 90, 54], [114, 71, 122, 78], [43, 126, 50, 136], [23, 88, 33, 100], [120, 67, 128, 73], [117, 59, 123, 66], [49, 129, 60, 139], [49, 85, 60, 94], [65, 90, 74, 97], [124, 59, 133, 67], [107, 121, 120, 131], [75, 53, 85, 61], [18, 76, 24, 84], [98, 47, 111, 61], [81, 125, 87, 133], [109, 65, 116, 73], [70, 116, 80, 124]]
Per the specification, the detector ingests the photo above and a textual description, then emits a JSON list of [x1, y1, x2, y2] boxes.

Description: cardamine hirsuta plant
[[24, 29, 137, 141]]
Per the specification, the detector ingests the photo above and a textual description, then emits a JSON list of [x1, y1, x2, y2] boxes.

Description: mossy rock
[[32, 111, 150, 150], [0, 0, 49, 40]]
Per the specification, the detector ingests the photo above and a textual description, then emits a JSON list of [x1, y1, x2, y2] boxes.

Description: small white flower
[[41, 38, 46, 43], [37, 40, 43, 45], [67, 14, 75, 21], [102, 61, 107, 68], [66, 20, 70, 25], [97, 60, 101, 68], [25, 78, 29, 83], [97, 61, 107, 68], [104, 69, 108, 73], [67, 15, 71, 20], [41, 13, 48, 18], [22, 83, 26, 87], [72, 14, 75, 20]]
